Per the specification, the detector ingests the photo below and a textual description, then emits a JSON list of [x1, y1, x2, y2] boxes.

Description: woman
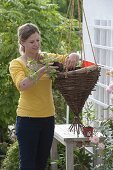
[[9, 23, 79, 170]]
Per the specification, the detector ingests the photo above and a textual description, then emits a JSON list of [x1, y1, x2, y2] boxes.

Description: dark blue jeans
[[16, 116, 55, 170]]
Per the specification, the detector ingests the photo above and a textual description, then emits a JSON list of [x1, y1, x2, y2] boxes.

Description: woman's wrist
[[28, 66, 46, 82], [39, 66, 46, 74], [28, 72, 38, 82]]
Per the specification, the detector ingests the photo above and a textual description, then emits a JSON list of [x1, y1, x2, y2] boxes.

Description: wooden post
[[66, 142, 74, 170]]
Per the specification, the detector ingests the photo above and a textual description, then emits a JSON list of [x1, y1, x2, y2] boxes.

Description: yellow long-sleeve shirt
[[9, 53, 66, 118]]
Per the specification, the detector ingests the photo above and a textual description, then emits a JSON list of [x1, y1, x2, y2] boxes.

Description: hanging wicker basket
[[54, 61, 101, 135]]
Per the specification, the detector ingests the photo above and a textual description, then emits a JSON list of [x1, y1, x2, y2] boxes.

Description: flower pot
[[82, 126, 93, 137]]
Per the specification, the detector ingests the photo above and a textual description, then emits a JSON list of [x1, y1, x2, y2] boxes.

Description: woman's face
[[22, 32, 40, 56]]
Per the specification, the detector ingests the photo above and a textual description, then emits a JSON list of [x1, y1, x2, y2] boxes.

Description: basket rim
[[57, 65, 100, 76]]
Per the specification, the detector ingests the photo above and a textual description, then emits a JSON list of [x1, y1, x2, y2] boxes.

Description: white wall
[[83, 0, 113, 61]]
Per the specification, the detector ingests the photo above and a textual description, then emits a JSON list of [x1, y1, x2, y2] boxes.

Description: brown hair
[[17, 23, 40, 54]]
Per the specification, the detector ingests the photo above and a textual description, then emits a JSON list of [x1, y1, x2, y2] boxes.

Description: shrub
[[1, 141, 19, 170], [1, 141, 52, 170]]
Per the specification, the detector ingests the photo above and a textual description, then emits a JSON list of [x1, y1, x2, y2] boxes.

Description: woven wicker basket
[[54, 64, 101, 135]]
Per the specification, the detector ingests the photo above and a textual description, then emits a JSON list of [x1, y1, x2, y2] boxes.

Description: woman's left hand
[[65, 53, 79, 70]]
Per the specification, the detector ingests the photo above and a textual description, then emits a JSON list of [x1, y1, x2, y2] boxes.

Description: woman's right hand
[[44, 64, 59, 74]]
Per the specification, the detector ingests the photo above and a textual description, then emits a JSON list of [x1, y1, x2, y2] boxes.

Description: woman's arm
[[43, 52, 79, 67], [19, 66, 46, 91], [19, 65, 58, 91]]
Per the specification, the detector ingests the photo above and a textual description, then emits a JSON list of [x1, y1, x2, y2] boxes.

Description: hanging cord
[[79, 0, 97, 65], [57, 0, 72, 54], [64, 0, 75, 77], [77, 0, 86, 62], [77, 0, 83, 60], [55, 0, 73, 69], [67, 0, 74, 52], [54, 0, 72, 61], [54, 0, 75, 77]]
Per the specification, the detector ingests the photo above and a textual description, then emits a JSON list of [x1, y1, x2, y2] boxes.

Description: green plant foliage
[[53, 90, 66, 124], [1, 141, 19, 170], [98, 118, 113, 170], [82, 101, 95, 127], [0, 62, 19, 141], [0, 142, 8, 156], [74, 148, 93, 170], [56, 143, 93, 170], [52, 0, 79, 19]]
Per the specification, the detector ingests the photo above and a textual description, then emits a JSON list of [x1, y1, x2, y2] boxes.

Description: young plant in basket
[[40, 53, 59, 81], [26, 52, 63, 82]]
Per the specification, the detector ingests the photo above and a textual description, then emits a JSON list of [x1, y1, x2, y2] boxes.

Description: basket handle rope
[[78, 0, 97, 65]]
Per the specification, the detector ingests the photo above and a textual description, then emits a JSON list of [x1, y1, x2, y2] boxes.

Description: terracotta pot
[[82, 126, 93, 137]]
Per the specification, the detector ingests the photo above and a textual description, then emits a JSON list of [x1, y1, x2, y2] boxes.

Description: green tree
[[51, 0, 79, 19]]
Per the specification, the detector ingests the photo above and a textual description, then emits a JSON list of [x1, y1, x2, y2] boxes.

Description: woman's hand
[[45, 63, 59, 74], [65, 53, 79, 70]]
